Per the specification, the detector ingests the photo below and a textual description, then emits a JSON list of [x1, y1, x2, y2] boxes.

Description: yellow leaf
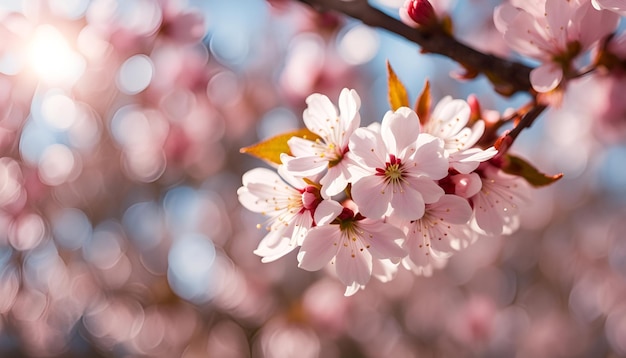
[[240, 128, 320, 165], [387, 60, 409, 111], [415, 79, 431, 125]]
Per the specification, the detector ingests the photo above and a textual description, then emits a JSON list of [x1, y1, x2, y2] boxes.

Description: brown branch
[[507, 104, 547, 143], [295, 0, 534, 95]]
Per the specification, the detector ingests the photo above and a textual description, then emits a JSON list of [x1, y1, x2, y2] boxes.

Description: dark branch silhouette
[[295, 0, 534, 95]]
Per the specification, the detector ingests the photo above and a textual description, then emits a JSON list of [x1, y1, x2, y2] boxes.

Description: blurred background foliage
[[0, 0, 625, 357]]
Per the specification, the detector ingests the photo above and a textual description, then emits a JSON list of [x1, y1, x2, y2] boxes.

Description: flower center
[[327, 144, 348, 168], [376, 154, 404, 183]]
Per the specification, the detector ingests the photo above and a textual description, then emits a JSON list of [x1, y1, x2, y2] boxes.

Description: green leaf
[[387, 60, 409, 111], [415, 79, 431, 125], [502, 154, 563, 187], [240, 128, 320, 165]]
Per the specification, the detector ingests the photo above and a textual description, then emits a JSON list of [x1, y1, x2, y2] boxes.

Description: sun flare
[[27, 24, 86, 86]]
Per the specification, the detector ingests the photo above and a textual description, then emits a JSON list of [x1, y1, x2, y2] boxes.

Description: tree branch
[[295, 0, 534, 95]]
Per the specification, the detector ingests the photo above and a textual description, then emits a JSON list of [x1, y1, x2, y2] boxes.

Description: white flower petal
[[427, 99, 470, 139], [372, 259, 399, 283], [449, 147, 498, 174], [338, 88, 362, 139], [303, 93, 339, 136], [281, 153, 328, 177], [287, 136, 319, 158], [344, 282, 364, 296], [254, 230, 298, 263]]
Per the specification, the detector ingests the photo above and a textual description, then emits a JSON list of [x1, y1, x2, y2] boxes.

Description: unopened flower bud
[[301, 185, 322, 211], [467, 94, 482, 123], [400, 0, 437, 28]]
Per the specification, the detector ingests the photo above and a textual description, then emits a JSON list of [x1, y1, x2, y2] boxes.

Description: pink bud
[[467, 94, 482, 123], [451, 173, 482, 199], [400, 0, 437, 28], [301, 186, 322, 211]]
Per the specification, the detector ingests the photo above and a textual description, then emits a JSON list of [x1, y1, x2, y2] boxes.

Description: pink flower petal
[[545, 0, 573, 49], [493, 3, 519, 33], [297, 226, 340, 271], [411, 134, 448, 179], [388, 183, 426, 220], [573, 1, 620, 47], [381, 107, 420, 157], [338, 88, 362, 137], [314, 200, 343, 226], [593, 0, 626, 15], [303, 93, 338, 136], [320, 161, 351, 197], [403, 176, 444, 204], [428, 99, 470, 139], [334, 243, 372, 288], [351, 175, 391, 219], [504, 12, 550, 58], [349, 127, 386, 169], [428, 194, 472, 224], [530, 63, 563, 93], [359, 221, 407, 260]]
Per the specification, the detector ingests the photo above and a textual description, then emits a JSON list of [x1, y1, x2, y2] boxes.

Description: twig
[[294, 0, 534, 95], [506, 104, 547, 143]]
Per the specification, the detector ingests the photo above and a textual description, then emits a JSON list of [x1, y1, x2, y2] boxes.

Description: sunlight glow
[[27, 25, 86, 86]]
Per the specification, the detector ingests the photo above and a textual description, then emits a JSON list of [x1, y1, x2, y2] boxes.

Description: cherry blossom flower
[[237, 167, 342, 262], [348, 107, 448, 221], [399, 194, 474, 275], [494, 0, 620, 92], [470, 164, 528, 235], [297, 207, 406, 296], [592, 0, 626, 16], [422, 96, 497, 173], [281, 88, 361, 198]]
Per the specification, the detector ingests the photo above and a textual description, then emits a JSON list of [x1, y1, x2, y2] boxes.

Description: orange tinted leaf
[[502, 154, 563, 187], [387, 60, 409, 111], [415, 79, 431, 125], [240, 128, 320, 165]]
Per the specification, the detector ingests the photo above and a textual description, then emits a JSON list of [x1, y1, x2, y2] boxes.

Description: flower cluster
[[494, 0, 620, 94], [239, 88, 529, 296]]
